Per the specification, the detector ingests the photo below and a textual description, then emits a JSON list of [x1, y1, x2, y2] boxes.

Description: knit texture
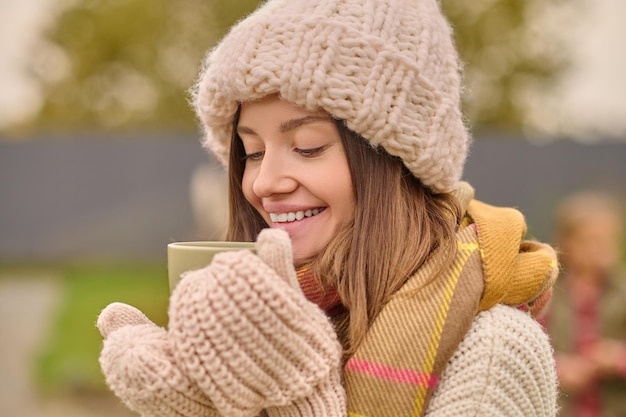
[[425, 305, 558, 417], [296, 265, 342, 313], [98, 303, 218, 417], [343, 182, 559, 416], [98, 229, 346, 417], [193, 0, 469, 193], [467, 200, 559, 312]]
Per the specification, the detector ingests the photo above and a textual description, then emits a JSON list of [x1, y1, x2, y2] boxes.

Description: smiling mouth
[[269, 207, 326, 223]]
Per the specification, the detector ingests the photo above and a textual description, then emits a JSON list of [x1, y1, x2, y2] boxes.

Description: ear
[[256, 228, 300, 290]]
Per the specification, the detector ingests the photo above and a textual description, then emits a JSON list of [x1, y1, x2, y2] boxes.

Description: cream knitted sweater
[[426, 305, 558, 416]]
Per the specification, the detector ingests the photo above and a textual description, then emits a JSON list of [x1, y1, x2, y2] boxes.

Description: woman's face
[[237, 95, 355, 265]]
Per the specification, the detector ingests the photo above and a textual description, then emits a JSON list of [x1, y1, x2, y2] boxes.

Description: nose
[[251, 152, 298, 198]]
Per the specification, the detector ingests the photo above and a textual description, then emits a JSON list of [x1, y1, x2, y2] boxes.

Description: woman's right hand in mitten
[[168, 228, 347, 417]]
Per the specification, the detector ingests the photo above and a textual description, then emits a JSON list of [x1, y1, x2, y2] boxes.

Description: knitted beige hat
[[193, 0, 470, 193]]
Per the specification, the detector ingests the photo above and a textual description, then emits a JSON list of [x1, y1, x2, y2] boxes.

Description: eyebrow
[[279, 115, 333, 133], [237, 115, 333, 136]]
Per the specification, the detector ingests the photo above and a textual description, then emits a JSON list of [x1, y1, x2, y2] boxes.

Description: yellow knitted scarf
[[343, 182, 559, 417]]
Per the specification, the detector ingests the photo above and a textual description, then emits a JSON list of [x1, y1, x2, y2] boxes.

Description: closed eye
[[296, 146, 326, 158], [242, 151, 264, 161]]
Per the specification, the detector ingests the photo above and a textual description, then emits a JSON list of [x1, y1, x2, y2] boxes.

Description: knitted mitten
[[97, 303, 219, 417], [168, 228, 346, 417], [98, 228, 346, 417]]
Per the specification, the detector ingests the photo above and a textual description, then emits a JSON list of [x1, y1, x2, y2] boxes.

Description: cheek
[[328, 162, 355, 223], [337, 181, 355, 223], [241, 170, 260, 208], [313, 179, 354, 230]]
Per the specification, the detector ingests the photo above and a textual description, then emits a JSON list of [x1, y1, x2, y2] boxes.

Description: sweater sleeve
[[425, 305, 558, 417]]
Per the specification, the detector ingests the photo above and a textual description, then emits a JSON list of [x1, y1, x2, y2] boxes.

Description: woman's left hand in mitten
[[168, 228, 347, 417], [97, 302, 220, 417]]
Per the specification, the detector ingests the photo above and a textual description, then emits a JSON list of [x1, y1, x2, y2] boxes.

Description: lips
[[269, 207, 326, 223]]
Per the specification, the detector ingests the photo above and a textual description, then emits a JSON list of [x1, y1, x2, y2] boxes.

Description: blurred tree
[[441, 0, 567, 131], [30, 0, 565, 132], [33, 0, 262, 131]]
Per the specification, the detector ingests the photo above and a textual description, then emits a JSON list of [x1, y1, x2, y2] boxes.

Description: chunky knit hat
[[193, 0, 469, 193]]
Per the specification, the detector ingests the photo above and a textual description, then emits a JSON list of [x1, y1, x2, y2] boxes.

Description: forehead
[[238, 95, 329, 126]]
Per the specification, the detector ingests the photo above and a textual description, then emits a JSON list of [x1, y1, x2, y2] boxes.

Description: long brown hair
[[226, 110, 462, 355]]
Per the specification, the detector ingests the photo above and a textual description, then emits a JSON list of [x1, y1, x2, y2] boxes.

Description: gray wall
[[0, 133, 210, 262], [1, 132, 624, 262], [463, 136, 625, 239]]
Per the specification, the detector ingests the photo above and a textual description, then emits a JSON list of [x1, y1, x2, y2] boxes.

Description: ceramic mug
[[167, 241, 256, 291]]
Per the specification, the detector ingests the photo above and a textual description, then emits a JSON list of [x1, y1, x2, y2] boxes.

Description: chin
[[293, 254, 315, 268], [292, 247, 321, 267]]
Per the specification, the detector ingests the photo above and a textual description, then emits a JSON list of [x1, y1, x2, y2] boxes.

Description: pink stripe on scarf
[[345, 357, 439, 388]]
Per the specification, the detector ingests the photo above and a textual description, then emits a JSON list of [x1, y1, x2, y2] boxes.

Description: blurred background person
[[546, 192, 626, 417]]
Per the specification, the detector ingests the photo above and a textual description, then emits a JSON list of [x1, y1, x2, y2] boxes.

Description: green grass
[[33, 262, 170, 395]]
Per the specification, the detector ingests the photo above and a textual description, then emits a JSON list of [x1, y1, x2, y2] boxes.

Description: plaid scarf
[[297, 266, 343, 313], [301, 182, 558, 417]]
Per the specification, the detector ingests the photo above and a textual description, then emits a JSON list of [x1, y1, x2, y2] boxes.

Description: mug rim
[[167, 241, 256, 251]]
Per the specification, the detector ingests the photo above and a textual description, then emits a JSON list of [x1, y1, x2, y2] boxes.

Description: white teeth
[[269, 208, 324, 223]]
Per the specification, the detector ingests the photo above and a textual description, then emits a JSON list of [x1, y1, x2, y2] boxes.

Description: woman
[[97, 0, 559, 415]]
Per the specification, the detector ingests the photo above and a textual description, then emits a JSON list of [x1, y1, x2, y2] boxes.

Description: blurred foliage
[[441, 0, 566, 131], [31, 0, 565, 132], [35, 262, 169, 394], [34, 0, 262, 131]]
